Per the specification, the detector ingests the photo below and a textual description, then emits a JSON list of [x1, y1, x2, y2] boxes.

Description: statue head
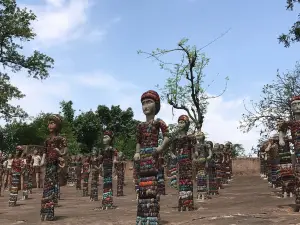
[[213, 143, 220, 152], [8, 154, 12, 159], [291, 96, 300, 114], [91, 147, 98, 156], [141, 90, 161, 116], [33, 149, 38, 155], [219, 144, 224, 150], [15, 145, 23, 157], [195, 130, 205, 141], [48, 114, 62, 134], [103, 130, 114, 146], [206, 141, 213, 149], [118, 151, 124, 161], [177, 115, 190, 133], [225, 141, 232, 149]]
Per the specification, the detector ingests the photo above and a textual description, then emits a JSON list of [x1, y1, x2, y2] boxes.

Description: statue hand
[[279, 140, 285, 146], [134, 153, 140, 161]]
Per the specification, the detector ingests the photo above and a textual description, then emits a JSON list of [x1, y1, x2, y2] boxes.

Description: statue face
[[8, 154, 12, 159], [178, 120, 186, 132], [220, 144, 224, 150], [103, 135, 112, 145], [195, 131, 205, 141], [48, 120, 57, 133], [291, 100, 300, 114], [142, 98, 156, 116], [33, 150, 38, 155], [213, 143, 219, 151]]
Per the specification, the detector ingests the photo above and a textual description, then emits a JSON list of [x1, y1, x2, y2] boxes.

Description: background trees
[[278, 0, 300, 47], [0, 0, 54, 121]]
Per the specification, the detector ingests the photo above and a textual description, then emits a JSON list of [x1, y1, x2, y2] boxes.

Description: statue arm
[[158, 119, 170, 154]]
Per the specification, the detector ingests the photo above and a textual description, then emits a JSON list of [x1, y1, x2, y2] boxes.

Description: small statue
[[212, 143, 223, 189], [193, 131, 211, 200], [67, 156, 76, 187], [134, 90, 170, 225], [115, 151, 125, 196], [81, 156, 90, 197], [206, 141, 218, 195], [75, 155, 82, 190], [224, 142, 232, 182], [21, 153, 32, 200], [40, 114, 68, 221], [3, 154, 13, 191], [57, 157, 65, 200], [90, 148, 100, 201], [172, 115, 195, 211], [9, 146, 24, 207], [99, 130, 116, 210]]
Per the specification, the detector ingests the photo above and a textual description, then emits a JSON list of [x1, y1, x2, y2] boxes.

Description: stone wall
[[232, 158, 260, 176]]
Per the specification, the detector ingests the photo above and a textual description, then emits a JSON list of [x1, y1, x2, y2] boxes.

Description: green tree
[[239, 62, 300, 138], [231, 143, 246, 158], [59, 101, 80, 155], [279, 0, 300, 47], [138, 38, 228, 131], [0, 0, 54, 121]]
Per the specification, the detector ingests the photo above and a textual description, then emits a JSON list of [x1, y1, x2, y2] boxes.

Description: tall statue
[[81, 156, 90, 197], [9, 146, 24, 207], [193, 131, 211, 200], [90, 148, 100, 201], [278, 96, 300, 209], [213, 143, 224, 189], [75, 155, 82, 190], [265, 135, 280, 188], [134, 90, 170, 225], [224, 142, 232, 183], [206, 141, 218, 195], [115, 151, 125, 196], [40, 114, 68, 221], [171, 115, 195, 211], [99, 130, 116, 210]]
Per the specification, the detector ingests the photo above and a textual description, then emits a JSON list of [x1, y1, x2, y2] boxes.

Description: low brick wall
[[232, 158, 260, 176]]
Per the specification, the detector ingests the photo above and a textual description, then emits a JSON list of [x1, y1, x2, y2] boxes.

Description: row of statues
[[259, 96, 300, 211], [0, 90, 236, 224]]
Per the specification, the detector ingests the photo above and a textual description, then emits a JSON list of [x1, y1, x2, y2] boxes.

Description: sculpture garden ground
[[0, 176, 299, 225]]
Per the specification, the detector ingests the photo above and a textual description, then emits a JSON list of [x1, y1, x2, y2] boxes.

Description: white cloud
[[5, 72, 260, 154], [26, 0, 90, 46], [75, 72, 138, 91], [24, 0, 120, 47]]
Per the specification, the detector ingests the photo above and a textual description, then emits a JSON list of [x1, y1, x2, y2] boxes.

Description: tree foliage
[[279, 0, 300, 47], [239, 62, 300, 138], [138, 37, 228, 131], [231, 143, 246, 158], [0, 0, 54, 121]]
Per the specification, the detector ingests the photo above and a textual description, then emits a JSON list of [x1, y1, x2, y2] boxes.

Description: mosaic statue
[[81, 156, 90, 197], [134, 90, 170, 225], [40, 114, 68, 221], [75, 155, 82, 190], [21, 153, 32, 200], [193, 131, 211, 200], [259, 141, 268, 179], [115, 151, 125, 196], [90, 149, 100, 201], [265, 135, 280, 188], [32, 149, 42, 188], [206, 141, 218, 195], [224, 142, 232, 182], [67, 156, 76, 187], [9, 146, 24, 207], [213, 143, 224, 189], [172, 115, 195, 211], [219, 144, 228, 185], [99, 130, 116, 210], [278, 96, 300, 210]]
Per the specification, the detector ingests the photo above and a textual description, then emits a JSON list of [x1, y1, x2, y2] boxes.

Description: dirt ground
[[1, 176, 300, 225]]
